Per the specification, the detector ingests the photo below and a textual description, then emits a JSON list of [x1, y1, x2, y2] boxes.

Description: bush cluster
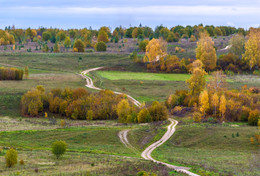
[[95, 41, 107, 51], [21, 86, 169, 123], [0, 67, 24, 80], [166, 88, 260, 125]]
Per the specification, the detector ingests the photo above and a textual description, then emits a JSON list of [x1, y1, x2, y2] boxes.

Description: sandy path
[[81, 67, 199, 176]]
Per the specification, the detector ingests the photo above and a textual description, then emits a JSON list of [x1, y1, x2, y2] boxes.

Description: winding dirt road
[[81, 67, 141, 107], [81, 68, 199, 176]]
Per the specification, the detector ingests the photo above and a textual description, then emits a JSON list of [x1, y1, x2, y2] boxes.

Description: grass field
[[96, 71, 192, 81], [153, 116, 260, 176]]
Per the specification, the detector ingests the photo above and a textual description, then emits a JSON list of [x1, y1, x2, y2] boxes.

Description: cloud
[[1, 5, 260, 16]]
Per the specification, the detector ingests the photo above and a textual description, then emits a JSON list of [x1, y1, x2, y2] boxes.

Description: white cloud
[[1, 5, 260, 16]]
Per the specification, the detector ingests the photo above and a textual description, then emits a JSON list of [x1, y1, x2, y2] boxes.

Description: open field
[[153, 115, 260, 176]]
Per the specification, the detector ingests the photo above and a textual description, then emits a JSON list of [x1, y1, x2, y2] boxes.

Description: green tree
[[51, 140, 67, 159], [229, 34, 245, 57], [95, 41, 107, 51], [139, 40, 149, 52], [56, 31, 66, 41], [42, 31, 51, 41]]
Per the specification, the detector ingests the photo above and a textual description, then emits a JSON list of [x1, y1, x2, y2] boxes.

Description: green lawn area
[[96, 71, 192, 81]]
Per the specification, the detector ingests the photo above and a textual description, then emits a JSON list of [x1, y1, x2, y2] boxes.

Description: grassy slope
[[152, 116, 260, 176]]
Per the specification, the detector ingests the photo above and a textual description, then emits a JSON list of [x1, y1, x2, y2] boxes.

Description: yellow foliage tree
[[186, 61, 207, 95], [117, 99, 131, 123], [196, 32, 217, 71], [242, 29, 260, 69], [219, 94, 227, 121], [144, 38, 167, 63], [97, 30, 109, 43], [199, 90, 210, 117], [211, 93, 219, 116]]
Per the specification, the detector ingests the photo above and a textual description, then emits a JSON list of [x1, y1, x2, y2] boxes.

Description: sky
[[0, 0, 260, 30]]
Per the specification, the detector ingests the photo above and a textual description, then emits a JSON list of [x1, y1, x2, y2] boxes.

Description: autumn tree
[[53, 42, 60, 53], [229, 34, 245, 57], [219, 94, 227, 121], [144, 38, 167, 63], [211, 93, 219, 116], [207, 71, 227, 92], [73, 39, 85, 52], [56, 31, 66, 41], [186, 60, 207, 95], [97, 30, 109, 43], [196, 32, 217, 71], [148, 101, 168, 121], [190, 35, 197, 42], [137, 108, 151, 123], [199, 90, 210, 118], [64, 37, 71, 48], [132, 27, 144, 38], [242, 29, 260, 69], [117, 99, 131, 123]]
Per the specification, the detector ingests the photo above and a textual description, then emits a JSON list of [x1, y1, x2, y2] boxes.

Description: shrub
[[5, 148, 18, 167], [139, 40, 149, 52], [60, 120, 65, 128], [21, 88, 44, 116], [19, 159, 25, 165], [171, 106, 183, 116], [193, 112, 202, 122], [0, 67, 24, 80], [51, 140, 67, 159], [137, 171, 149, 176], [248, 109, 260, 126], [148, 101, 168, 121], [95, 41, 107, 51], [137, 108, 151, 123]]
